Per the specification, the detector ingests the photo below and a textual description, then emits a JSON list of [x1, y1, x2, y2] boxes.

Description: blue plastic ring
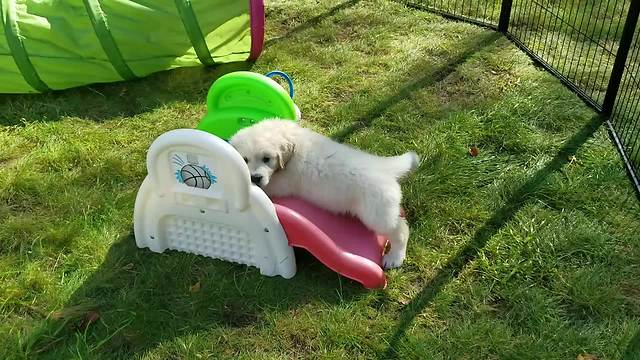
[[265, 70, 294, 98]]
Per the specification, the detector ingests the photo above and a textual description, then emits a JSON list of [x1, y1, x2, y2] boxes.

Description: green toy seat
[[197, 71, 299, 140]]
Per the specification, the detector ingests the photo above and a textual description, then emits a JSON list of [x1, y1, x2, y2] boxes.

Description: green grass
[[1, 0, 640, 359]]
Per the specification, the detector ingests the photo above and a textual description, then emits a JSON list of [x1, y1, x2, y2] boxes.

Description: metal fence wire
[[406, 0, 640, 197]]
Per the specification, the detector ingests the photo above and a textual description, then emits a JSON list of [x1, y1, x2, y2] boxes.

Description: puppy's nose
[[251, 175, 263, 185]]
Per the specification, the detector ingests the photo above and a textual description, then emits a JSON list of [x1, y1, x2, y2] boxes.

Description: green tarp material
[[0, 0, 264, 93]]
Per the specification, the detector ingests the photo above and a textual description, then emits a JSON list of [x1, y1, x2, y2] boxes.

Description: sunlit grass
[[1, 1, 639, 359]]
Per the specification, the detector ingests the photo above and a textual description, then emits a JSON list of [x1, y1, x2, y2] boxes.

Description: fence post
[[498, 0, 513, 32], [602, 0, 640, 115]]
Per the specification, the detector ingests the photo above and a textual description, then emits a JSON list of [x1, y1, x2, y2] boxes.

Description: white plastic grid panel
[[164, 216, 255, 266]]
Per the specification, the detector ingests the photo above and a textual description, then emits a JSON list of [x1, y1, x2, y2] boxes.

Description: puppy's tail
[[382, 151, 420, 179]]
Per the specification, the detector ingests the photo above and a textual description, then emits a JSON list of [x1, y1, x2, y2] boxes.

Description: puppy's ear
[[277, 142, 295, 169]]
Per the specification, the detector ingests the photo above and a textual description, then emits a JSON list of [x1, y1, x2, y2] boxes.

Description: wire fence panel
[[405, 0, 503, 28], [610, 18, 640, 191], [508, 0, 631, 109]]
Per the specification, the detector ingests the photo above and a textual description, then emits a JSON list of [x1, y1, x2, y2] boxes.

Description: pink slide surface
[[272, 197, 388, 289]]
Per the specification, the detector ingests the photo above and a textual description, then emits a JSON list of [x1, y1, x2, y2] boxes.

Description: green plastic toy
[[197, 71, 299, 140]]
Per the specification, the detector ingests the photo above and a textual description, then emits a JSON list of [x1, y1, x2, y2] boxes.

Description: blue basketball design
[[180, 164, 212, 189]]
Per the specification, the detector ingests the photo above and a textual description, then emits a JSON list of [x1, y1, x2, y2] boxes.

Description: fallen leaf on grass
[[190, 281, 201, 293], [469, 145, 479, 157], [74, 311, 101, 331], [569, 155, 577, 165], [577, 353, 598, 360]]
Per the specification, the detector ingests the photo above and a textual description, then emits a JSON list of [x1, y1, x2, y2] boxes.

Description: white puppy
[[230, 119, 419, 268]]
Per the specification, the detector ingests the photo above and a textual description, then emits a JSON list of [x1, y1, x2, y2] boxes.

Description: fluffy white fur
[[230, 119, 419, 268]]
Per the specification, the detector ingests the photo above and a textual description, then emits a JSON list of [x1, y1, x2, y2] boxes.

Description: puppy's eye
[[262, 156, 271, 164], [243, 157, 248, 163]]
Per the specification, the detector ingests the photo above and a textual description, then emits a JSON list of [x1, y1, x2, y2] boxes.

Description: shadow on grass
[[265, 0, 362, 48], [381, 114, 606, 359], [330, 31, 502, 142], [0, 62, 252, 126], [624, 326, 640, 360], [23, 232, 366, 358]]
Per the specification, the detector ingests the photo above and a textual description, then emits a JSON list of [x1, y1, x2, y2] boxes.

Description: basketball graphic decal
[[180, 164, 212, 188], [172, 154, 217, 189]]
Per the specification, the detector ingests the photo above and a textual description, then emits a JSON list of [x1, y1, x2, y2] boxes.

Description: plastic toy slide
[[134, 71, 388, 288], [274, 198, 388, 289]]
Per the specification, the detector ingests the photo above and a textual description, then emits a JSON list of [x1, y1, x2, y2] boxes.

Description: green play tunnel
[[0, 0, 265, 93]]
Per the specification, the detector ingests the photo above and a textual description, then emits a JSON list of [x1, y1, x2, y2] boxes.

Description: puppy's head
[[229, 120, 297, 188]]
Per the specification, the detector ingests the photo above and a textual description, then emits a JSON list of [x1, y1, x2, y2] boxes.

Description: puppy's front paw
[[383, 251, 405, 269]]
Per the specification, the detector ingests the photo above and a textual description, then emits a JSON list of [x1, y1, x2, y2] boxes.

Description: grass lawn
[[2, 0, 640, 358]]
